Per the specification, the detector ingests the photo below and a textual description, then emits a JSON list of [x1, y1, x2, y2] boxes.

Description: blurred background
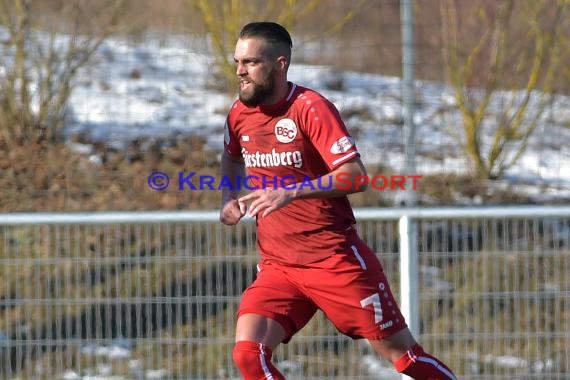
[[1, 0, 570, 379], [1, 0, 569, 211]]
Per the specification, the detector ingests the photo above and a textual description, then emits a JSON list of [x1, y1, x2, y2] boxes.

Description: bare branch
[[0, 0, 125, 145], [440, 0, 567, 179]]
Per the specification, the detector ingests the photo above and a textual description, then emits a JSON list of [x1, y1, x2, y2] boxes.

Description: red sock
[[394, 344, 457, 380], [232, 340, 285, 380]]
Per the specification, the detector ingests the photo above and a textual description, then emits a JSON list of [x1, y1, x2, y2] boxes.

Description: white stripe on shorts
[[350, 244, 367, 270]]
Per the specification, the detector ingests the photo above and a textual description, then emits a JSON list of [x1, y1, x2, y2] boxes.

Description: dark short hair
[[239, 22, 293, 54]]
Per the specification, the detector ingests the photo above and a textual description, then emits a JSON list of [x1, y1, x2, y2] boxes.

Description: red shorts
[[237, 237, 408, 342]]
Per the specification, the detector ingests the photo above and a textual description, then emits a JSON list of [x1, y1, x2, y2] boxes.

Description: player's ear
[[276, 55, 288, 72]]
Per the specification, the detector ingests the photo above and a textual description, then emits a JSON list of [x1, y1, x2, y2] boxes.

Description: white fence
[[1, 206, 570, 379]]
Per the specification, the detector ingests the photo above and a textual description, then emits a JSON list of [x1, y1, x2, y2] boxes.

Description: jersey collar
[[258, 82, 297, 113]]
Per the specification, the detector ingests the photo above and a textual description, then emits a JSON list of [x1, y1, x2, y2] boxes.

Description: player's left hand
[[238, 188, 294, 218]]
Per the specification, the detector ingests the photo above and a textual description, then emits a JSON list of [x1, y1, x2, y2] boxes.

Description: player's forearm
[[292, 159, 368, 200], [221, 151, 245, 203]]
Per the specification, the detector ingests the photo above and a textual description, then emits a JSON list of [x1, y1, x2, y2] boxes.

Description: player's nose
[[236, 62, 247, 76]]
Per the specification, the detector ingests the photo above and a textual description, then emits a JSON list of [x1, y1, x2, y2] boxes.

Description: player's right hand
[[220, 199, 247, 225]]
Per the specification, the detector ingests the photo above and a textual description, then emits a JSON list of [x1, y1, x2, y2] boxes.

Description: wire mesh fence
[[1, 207, 569, 379]]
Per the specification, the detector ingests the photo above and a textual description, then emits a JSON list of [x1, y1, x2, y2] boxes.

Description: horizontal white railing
[[3, 205, 570, 225]]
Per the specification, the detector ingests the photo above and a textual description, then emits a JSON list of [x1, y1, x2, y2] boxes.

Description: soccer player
[[219, 21, 457, 380]]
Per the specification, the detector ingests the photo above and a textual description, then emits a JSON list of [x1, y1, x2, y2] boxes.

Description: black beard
[[238, 67, 276, 107], [239, 81, 274, 107]]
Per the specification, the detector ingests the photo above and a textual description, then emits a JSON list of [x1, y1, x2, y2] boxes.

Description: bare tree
[[439, 0, 567, 179], [189, 0, 363, 92], [0, 0, 125, 146]]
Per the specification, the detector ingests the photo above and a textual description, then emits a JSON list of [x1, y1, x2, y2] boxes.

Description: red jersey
[[224, 83, 361, 265]]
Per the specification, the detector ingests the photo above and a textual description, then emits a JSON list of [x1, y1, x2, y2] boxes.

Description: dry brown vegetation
[[0, 137, 223, 212]]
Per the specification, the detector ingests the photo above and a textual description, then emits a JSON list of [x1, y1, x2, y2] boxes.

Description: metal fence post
[[399, 214, 419, 354]]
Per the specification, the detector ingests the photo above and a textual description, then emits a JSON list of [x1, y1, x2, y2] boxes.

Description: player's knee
[[232, 341, 259, 370], [233, 340, 284, 379]]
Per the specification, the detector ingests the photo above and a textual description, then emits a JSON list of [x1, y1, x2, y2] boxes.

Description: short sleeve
[[223, 116, 241, 157], [302, 97, 360, 170]]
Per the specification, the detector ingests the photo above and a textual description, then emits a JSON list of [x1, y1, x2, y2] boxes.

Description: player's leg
[[301, 238, 457, 380], [368, 329, 457, 380], [233, 313, 287, 380], [235, 313, 287, 349], [367, 326, 417, 362], [233, 261, 317, 380]]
